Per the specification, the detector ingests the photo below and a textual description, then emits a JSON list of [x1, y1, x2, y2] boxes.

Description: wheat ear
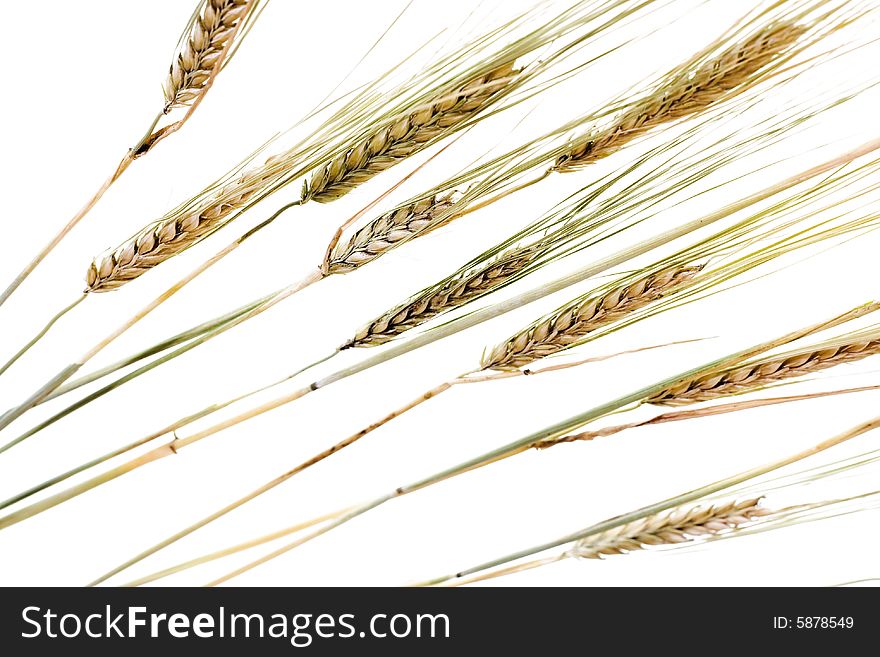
[[343, 245, 542, 348], [570, 498, 768, 559], [482, 264, 701, 371], [447, 498, 768, 585], [325, 191, 462, 273], [85, 157, 293, 292], [648, 338, 880, 406], [163, 1, 252, 112], [554, 22, 806, 172], [302, 63, 517, 203]]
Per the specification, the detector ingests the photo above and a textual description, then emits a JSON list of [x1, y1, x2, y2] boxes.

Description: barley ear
[[570, 498, 769, 559], [648, 338, 880, 406], [163, 0, 253, 113], [482, 264, 702, 371], [342, 245, 540, 349], [325, 191, 462, 274], [554, 22, 806, 172], [302, 63, 518, 204]]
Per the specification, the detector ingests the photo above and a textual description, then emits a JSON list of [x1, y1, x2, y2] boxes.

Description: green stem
[[44, 291, 277, 403], [0, 295, 87, 378]]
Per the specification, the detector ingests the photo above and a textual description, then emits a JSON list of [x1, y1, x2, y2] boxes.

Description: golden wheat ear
[[482, 264, 702, 371], [342, 246, 542, 348], [553, 21, 807, 172], [162, 1, 253, 112], [649, 337, 880, 406], [301, 63, 519, 204]]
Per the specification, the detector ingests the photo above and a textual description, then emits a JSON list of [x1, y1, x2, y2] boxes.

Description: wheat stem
[[0, 295, 87, 377], [539, 383, 880, 448], [440, 554, 568, 587], [117, 507, 353, 587]]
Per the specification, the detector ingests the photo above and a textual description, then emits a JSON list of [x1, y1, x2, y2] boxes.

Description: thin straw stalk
[[119, 507, 353, 587]]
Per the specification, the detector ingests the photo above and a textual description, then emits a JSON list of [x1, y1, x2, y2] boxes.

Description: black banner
[[0, 587, 873, 653]]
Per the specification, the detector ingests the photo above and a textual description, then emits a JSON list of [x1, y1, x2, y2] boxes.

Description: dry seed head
[[648, 338, 880, 406], [554, 21, 806, 172], [85, 152, 287, 292], [325, 190, 462, 275], [343, 246, 541, 349], [303, 63, 518, 204], [482, 264, 701, 371], [163, 0, 251, 112], [570, 498, 768, 560]]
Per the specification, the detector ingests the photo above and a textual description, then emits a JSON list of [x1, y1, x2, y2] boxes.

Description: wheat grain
[[648, 338, 880, 406], [302, 62, 518, 203], [482, 264, 701, 370], [570, 498, 768, 559], [163, 0, 252, 112], [325, 191, 462, 274], [342, 245, 540, 348], [554, 22, 806, 172]]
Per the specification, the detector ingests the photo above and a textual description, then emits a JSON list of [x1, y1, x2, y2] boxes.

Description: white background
[[1, 0, 880, 587]]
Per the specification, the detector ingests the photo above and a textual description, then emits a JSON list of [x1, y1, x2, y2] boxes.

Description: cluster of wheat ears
[[3, 0, 880, 587]]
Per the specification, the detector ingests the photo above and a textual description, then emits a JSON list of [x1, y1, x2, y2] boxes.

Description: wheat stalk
[[163, 1, 252, 113], [302, 63, 518, 203], [648, 337, 880, 406], [482, 264, 702, 371], [554, 22, 806, 172]]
